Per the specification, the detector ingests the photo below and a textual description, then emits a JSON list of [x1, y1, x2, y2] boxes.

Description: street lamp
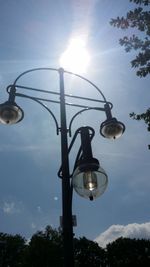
[[72, 126, 108, 201], [0, 67, 125, 267]]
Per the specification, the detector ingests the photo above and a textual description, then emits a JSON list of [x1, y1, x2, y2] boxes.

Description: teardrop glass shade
[[72, 163, 108, 201]]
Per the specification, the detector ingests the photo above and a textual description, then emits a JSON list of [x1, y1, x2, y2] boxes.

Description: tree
[[106, 237, 150, 267], [1, 228, 150, 266], [74, 237, 106, 267], [27, 225, 63, 267], [110, 0, 150, 148], [0, 232, 26, 267], [130, 108, 150, 148], [110, 0, 150, 78]]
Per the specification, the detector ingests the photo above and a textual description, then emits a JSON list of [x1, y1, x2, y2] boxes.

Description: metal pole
[[59, 68, 74, 267]]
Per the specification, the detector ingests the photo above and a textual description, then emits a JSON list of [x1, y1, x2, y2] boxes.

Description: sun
[[59, 37, 90, 74]]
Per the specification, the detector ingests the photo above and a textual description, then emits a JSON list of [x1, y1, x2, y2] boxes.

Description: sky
[[0, 0, 150, 247]]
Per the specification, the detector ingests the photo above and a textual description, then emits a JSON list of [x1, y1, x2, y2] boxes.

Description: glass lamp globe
[[0, 101, 24, 124], [100, 117, 125, 139], [72, 159, 108, 201]]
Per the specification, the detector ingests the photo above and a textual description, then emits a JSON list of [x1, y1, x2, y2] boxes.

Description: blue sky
[[0, 0, 150, 244]]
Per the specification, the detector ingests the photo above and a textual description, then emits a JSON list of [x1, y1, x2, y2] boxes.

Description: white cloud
[[95, 222, 150, 248], [2, 201, 20, 214], [31, 222, 36, 229], [37, 206, 42, 213]]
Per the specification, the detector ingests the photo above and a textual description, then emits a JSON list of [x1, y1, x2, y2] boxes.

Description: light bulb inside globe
[[83, 171, 98, 191]]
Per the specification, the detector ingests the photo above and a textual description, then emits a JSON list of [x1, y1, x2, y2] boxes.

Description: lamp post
[[0, 67, 125, 267]]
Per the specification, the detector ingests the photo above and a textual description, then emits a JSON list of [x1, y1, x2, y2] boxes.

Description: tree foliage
[[0, 232, 26, 267], [74, 236, 106, 267], [130, 108, 150, 148], [130, 108, 150, 130], [106, 237, 150, 267], [27, 225, 63, 267], [110, 0, 150, 77], [0, 227, 150, 266], [110, 0, 150, 147]]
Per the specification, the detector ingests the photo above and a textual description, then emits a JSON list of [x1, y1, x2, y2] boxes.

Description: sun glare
[[59, 37, 90, 74]]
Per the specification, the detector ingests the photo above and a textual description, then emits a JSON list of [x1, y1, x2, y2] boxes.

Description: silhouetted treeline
[[0, 225, 150, 266]]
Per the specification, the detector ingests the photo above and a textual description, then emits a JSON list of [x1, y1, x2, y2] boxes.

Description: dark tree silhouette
[[0, 232, 26, 267], [27, 225, 63, 267], [106, 237, 150, 267], [74, 236, 106, 267], [1, 228, 150, 267]]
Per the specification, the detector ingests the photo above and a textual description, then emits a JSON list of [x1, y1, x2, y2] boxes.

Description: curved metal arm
[[63, 69, 107, 102], [13, 67, 58, 85], [68, 103, 113, 136], [15, 92, 59, 135], [12, 67, 107, 102]]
